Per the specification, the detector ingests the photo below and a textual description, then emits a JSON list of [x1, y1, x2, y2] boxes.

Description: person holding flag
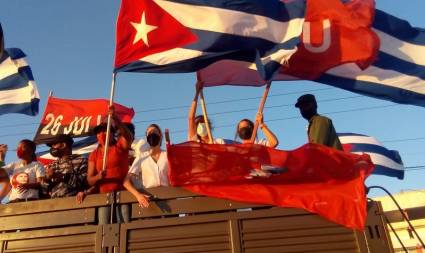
[[86, 106, 132, 224], [235, 112, 278, 147], [188, 83, 224, 144]]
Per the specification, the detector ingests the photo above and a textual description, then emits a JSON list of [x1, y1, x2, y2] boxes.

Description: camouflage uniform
[[45, 154, 88, 198]]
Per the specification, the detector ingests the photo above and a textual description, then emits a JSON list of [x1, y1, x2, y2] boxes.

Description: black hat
[[295, 94, 317, 108], [93, 122, 115, 135], [47, 134, 74, 147]]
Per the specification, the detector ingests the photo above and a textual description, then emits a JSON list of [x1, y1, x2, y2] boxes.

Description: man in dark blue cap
[[44, 134, 90, 200], [295, 94, 342, 150]]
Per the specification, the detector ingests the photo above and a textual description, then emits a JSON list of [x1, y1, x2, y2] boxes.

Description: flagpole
[[250, 81, 272, 143], [199, 88, 213, 144], [102, 72, 117, 172]]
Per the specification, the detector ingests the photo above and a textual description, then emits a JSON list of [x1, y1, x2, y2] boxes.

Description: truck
[[0, 187, 394, 253]]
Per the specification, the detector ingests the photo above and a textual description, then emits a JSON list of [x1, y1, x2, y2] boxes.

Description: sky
[[1, 0, 424, 197]]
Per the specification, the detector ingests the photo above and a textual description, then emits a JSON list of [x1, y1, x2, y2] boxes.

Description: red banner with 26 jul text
[[33, 96, 134, 145]]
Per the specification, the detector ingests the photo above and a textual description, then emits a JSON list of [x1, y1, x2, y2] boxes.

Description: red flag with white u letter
[[197, 0, 379, 85], [281, 0, 379, 79]]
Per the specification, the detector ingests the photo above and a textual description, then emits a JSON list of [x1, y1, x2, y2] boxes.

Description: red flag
[[33, 97, 135, 144], [281, 0, 379, 79], [114, 0, 197, 68], [167, 142, 374, 230]]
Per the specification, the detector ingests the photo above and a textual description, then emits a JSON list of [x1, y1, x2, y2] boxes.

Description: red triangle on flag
[[114, 0, 198, 68]]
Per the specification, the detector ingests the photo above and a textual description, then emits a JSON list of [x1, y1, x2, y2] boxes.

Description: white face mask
[[196, 123, 208, 137]]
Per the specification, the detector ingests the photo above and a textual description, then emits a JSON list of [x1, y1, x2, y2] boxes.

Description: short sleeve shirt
[[3, 160, 45, 201], [129, 151, 169, 188], [88, 138, 129, 193]]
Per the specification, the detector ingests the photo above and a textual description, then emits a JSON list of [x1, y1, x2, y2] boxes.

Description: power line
[[0, 93, 363, 130], [133, 95, 363, 123], [382, 137, 425, 143], [0, 87, 335, 130], [0, 132, 34, 138], [135, 87, 333, 113], [167, 103, 400, 135]]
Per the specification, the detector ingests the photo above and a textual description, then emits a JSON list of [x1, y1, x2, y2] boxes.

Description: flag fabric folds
[[114, 0, 306, 80], [315, 10, 425, 107], [338, 133, 404, 179], [33, 97, 135, 144], [197, 0, 378, 86], [167, 142, 374, 229], [280, 0, 379, 80], [0, 48, 40, 116], [0, 23, 4, 58]]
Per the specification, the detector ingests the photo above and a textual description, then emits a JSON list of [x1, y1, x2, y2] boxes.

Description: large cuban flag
[[113, 0, 306, 80], [198, 6, 425, 109], [338, 133, 404, 179], [0, 48, 40, 116]]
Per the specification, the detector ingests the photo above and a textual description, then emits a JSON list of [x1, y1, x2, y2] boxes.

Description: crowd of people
[[0, 93, 342, 223]]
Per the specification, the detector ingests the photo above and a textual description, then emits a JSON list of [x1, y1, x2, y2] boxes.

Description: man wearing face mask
[[124, 124, 168, 208], [295, 94, 342, 150], [44, 134, 89, 199], [236, 112, 279, 148]]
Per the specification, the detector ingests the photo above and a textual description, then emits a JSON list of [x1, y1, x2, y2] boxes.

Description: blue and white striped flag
[[338, 133, 404, 179], [0, 48, 39, 116], [316, 10, 425, 107]]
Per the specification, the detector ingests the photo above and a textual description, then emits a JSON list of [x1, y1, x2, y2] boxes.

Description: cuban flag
[[316, 9, 425, 107], [338, 133, 404, 179], [114, 0, 306, 80], [0, 48, 40, 116]]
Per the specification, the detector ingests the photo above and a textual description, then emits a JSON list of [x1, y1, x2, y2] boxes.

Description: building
[[374, 190, 425, 252]]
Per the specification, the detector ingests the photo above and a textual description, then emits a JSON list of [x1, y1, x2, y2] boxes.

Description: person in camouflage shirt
[[44, 134, 89, 198]]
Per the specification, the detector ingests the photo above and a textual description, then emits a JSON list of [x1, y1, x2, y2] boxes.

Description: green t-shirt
[[308, 115, 343, 151]]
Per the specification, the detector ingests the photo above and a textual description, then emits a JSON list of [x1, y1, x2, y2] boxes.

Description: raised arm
[[109, 105, 132, 150], [188, 82, 202, 141], [256, 112, 279, 148]]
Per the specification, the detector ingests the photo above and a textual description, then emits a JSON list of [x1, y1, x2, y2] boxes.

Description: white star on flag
[[131, 12, 157, 46]]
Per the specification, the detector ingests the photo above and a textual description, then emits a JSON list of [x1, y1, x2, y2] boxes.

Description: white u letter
[[303, 19, 331, 53]]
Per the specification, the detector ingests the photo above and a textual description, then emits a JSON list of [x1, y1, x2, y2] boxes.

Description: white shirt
[[129, 150, 169, 188], [3, 160, 45, 201]]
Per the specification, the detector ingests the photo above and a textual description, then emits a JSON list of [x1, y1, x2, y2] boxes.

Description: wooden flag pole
[[250, 81, 272, 143], [165, 129, 171, 145], [102, 72, 117, 173], [199, 88, 213, 144]]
